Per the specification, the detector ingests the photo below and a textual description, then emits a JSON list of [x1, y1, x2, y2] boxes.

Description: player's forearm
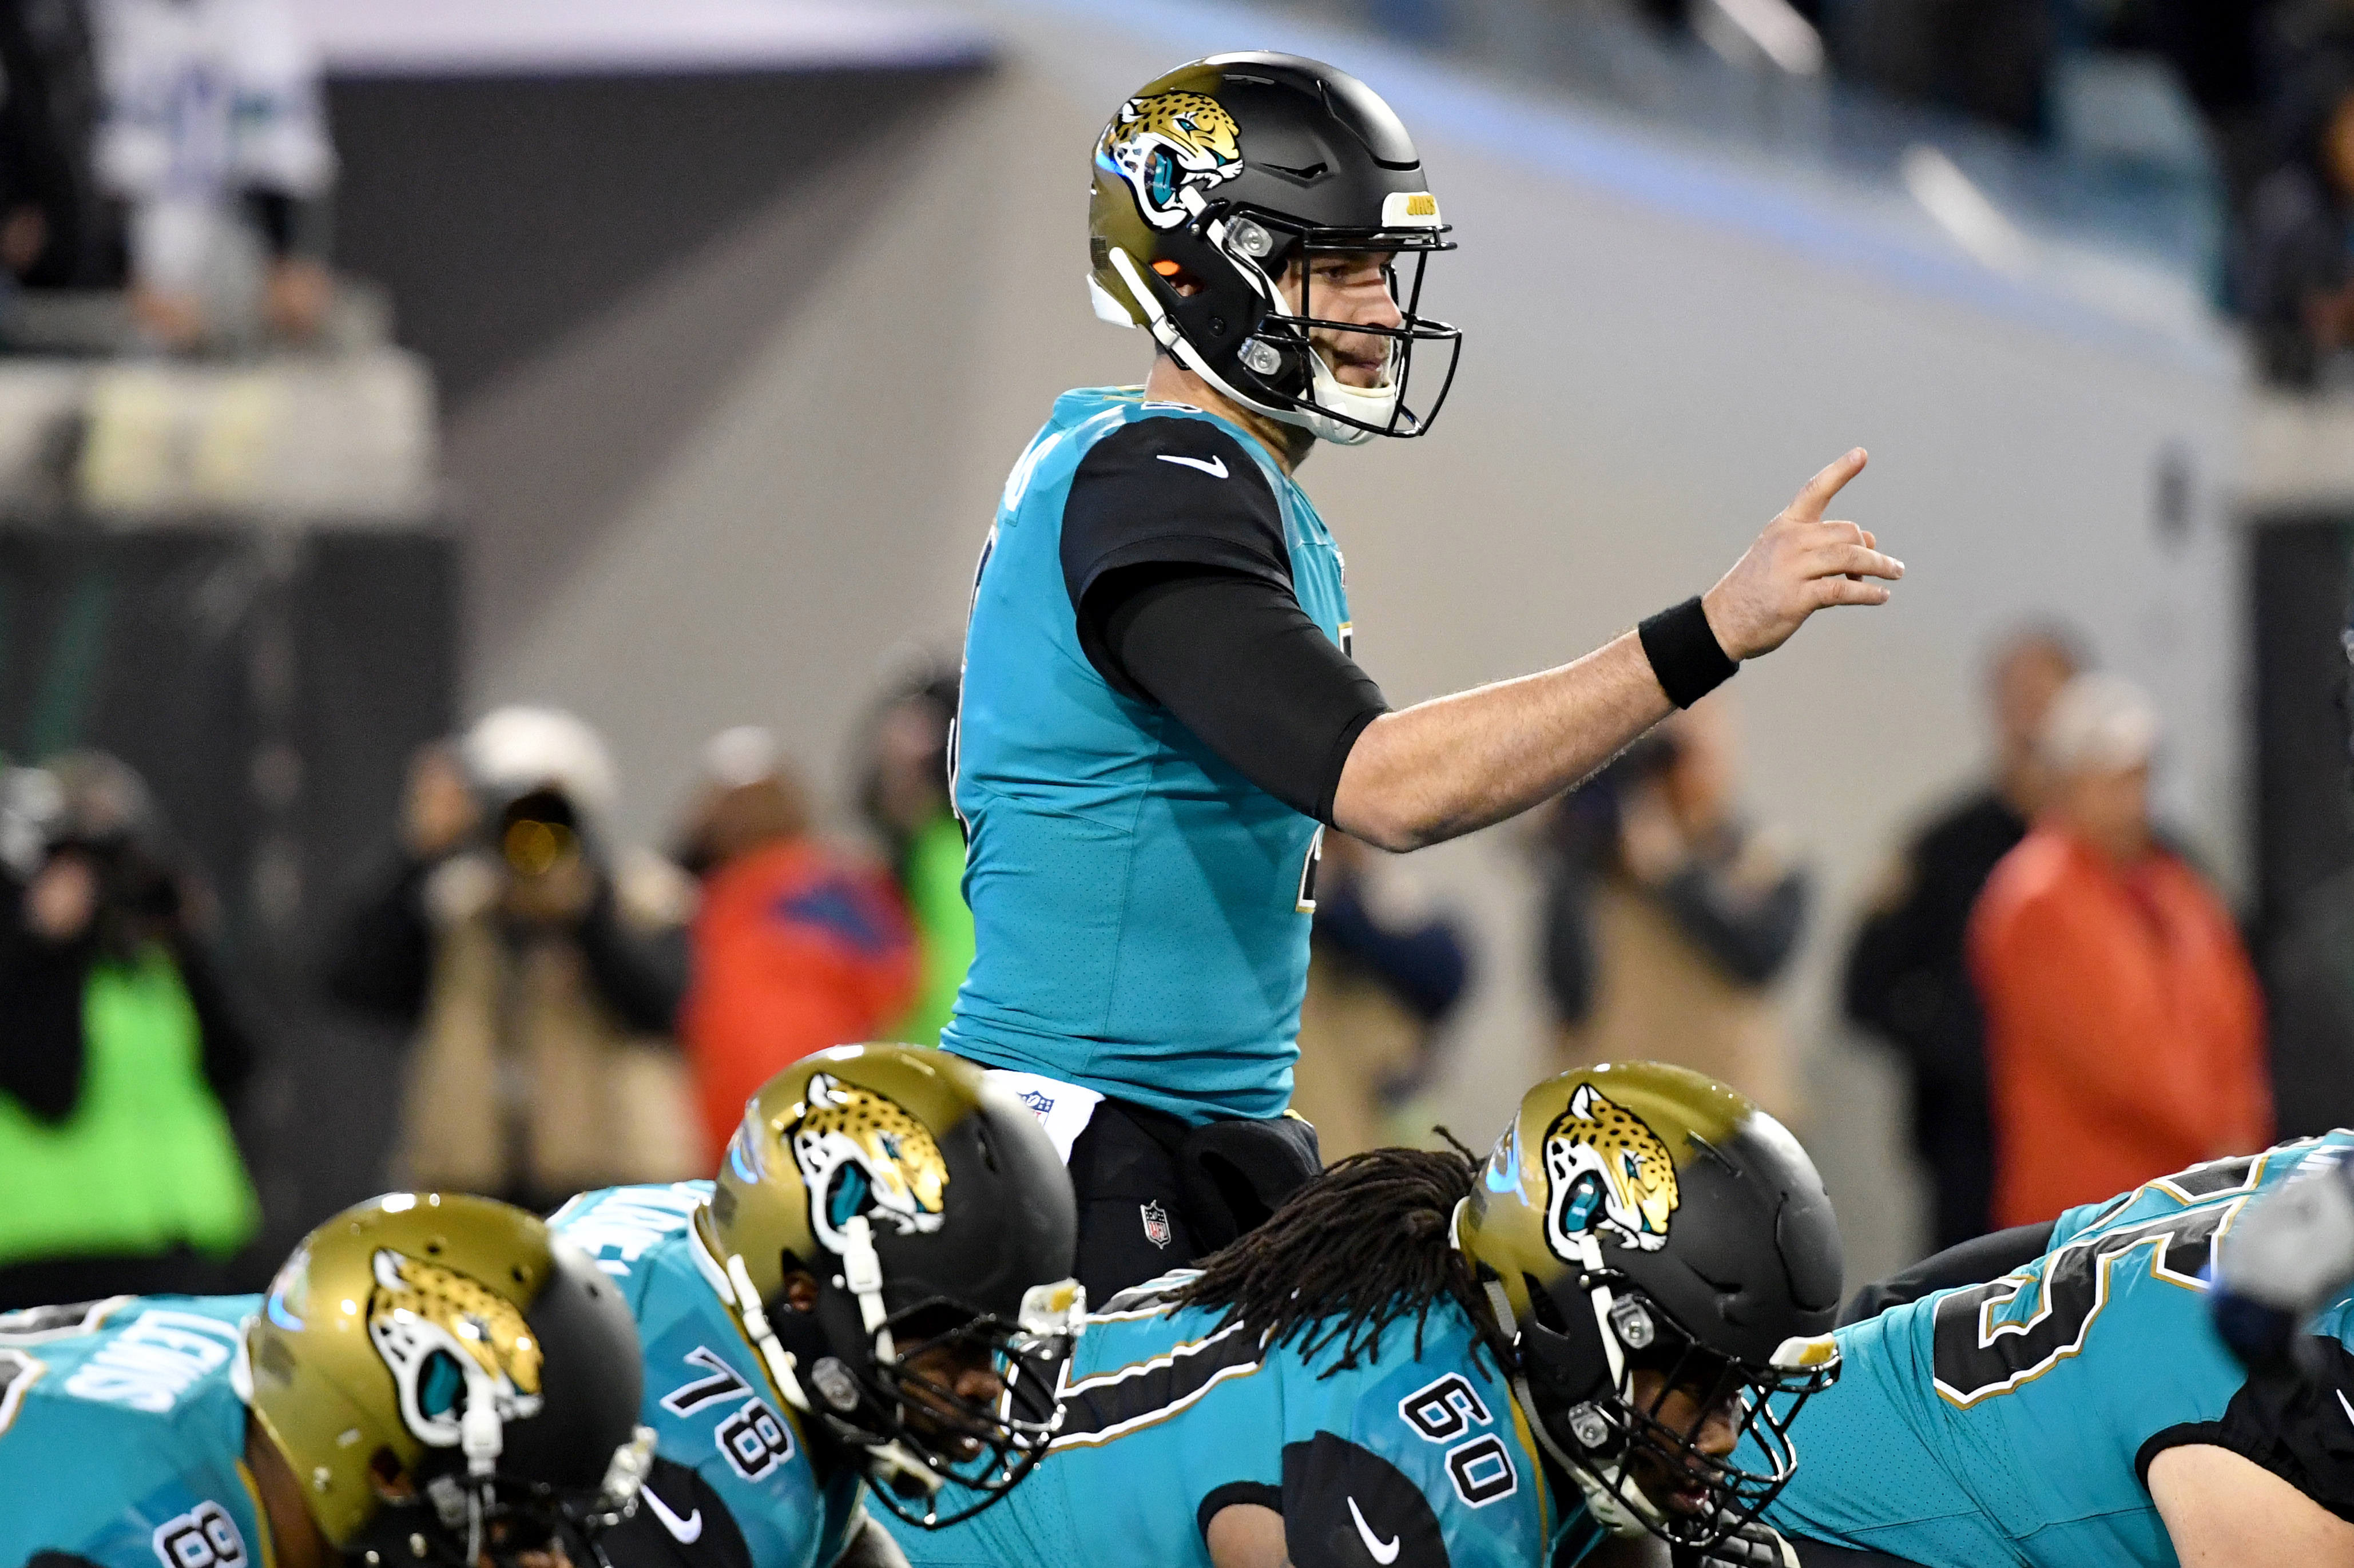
[[1330, 631, 1670, 852]]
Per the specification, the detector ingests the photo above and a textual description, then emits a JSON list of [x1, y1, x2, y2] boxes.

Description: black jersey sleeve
[[2135, 1335, 2354, 1522], [1098, 566, 1386, 824], [1061, 416, 1292, 613], [1058, 415, 1386, 825], [1837, 1223, 2055, 1327]]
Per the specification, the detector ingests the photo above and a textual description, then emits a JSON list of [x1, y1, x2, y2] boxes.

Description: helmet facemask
[[1510, 1265, 1837, 1553], [1105, 199, 1460, 447], [800, 1272, 1081, 1527], [342, 1436, 654, 1568], [720, 1217, 1085, 1531]]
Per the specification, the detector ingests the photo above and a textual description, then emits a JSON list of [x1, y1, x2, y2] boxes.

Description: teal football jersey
[[1762, 1134, 2354, 1566], [882, 1275, 1603, 1568], [943, 387, 1352, 1124], [550, 1183, 866, 1568], [0, 1293, 264, 1568]]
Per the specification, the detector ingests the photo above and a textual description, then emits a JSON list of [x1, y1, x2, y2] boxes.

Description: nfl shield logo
[[1140, 1200, 1173, 1250]]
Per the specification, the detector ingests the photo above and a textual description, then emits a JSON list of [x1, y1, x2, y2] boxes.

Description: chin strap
[[724, 1252, 813, 1414], [1103, 243, 1393, 447], [1455, 1206, 1669, 1542], [724, 1239, 947, 1504]]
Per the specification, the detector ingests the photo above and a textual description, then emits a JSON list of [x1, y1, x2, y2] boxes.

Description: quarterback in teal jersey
[[0, 1192, 653, 1568], [1760, 1134, 2354, 1567], [946, 49, 1904, 1298], [549, 1045, 1085, 1568], [887, 1063, 1846, 1568]]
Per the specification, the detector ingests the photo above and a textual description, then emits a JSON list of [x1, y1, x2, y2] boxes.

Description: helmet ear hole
[[1522, 1273, 1569, 1335], [367, 1445, 407, 1496]]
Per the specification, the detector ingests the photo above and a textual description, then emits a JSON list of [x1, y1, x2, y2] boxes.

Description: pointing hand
[[1700, 449, 1902, 663]]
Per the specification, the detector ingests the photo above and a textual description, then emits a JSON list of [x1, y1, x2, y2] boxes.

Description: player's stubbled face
[[900, 1337, 1007, 1459], [1285, 251, 1402, 387], [1623, 1366, 1741, 1517]]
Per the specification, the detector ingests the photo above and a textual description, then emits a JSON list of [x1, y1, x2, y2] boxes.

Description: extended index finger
[[1789, 447, 1868, 522]]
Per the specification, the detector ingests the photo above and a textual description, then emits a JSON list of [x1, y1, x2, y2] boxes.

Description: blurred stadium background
[[4, 0, 2349, 1299]]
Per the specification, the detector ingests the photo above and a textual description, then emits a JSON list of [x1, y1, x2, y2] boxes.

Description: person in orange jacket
[[1968, 673, 2269, 1230], [674, 726, 917, 1160]]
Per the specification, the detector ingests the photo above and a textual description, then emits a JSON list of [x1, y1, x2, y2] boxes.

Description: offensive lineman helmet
[[1459, 1062, 1843, 1552], [701, 1043, 1083, 1526], [1087, 52, 1460, 446], [247, 1192, 653, 1566]]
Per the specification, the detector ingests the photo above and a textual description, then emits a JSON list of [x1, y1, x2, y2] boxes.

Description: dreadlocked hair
[[1168, 1133, 1516, 1378]]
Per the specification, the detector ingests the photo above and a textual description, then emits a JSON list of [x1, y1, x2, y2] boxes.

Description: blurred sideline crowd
[[4, 620, 2339, 1307], [1331, 0, 2354, 391], [0, 0, 341, 360]]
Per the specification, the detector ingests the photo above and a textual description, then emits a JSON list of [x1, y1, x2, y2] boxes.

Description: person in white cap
[[1965, 673, 2269, 1233], [324, 706, 700, 1209]]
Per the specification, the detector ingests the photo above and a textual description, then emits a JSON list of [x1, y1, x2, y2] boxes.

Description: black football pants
[[1062, 1096, 1322, 1304]]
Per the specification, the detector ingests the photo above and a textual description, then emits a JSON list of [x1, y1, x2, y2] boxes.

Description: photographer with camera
[[325, 705, 699, 1210], [0, 751, 261, 1307], [1538, 694, 1812, 1127]]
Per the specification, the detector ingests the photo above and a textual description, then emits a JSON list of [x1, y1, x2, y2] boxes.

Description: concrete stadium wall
[[388, 10, 2244, 1283]]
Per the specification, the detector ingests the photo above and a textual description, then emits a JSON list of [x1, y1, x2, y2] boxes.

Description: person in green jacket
[[0, 752, 260, 1307], [860, 669, 974, 1046]]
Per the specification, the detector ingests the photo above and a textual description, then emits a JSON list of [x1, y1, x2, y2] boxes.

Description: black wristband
[[1638, 596, 1738, 708]]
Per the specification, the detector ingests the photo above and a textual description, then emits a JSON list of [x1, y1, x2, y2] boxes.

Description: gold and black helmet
[[699, 1043, 1082, 1527], [1086, 52, 1460, 446], [247, 1192, 651, 1566], [1460, 1062, 1842, 1553]]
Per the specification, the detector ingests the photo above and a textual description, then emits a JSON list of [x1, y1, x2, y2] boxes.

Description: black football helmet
[[247, 1193, 653, 1568], [1086, 52, 1460, 446], [1459, 1062, 1844, 1553], [698, 1044, 1083, 1526]]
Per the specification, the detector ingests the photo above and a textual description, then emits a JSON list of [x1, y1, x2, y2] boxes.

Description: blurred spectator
[[0, 1, 79, 290], [2261, 864, 2354, 1137], [1970, 674, 2270, 1229], [2240, 49, 2354, 387], [1292, 832, 1470, 1163], [1540, 694, 1811, 1124], [857, 670, 972, 1046], [678, 725, 915, 1160], [0, 753, 259, 1307], [92, 0, 335, 352], [325, 707, 698, 1212], [1844, 626, 2079, 1251], [1824, 0, 2055, 137]]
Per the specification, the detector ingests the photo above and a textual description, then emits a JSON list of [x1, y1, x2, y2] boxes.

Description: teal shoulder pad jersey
[[882, 1275, 1603, 1568], [550, 1183, 866, 1568], [1762, 1133, 2354, 1566], [0, 1293, 263, 1568], [942, 387, 1350, 1125]]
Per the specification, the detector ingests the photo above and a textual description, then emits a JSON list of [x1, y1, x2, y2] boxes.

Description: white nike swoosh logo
[[1157, 453, 1228, 478], [645, 1488, 702, 1543], [2339, 1388, 2354, 1430], [1348, 1495, 1399, 1565]]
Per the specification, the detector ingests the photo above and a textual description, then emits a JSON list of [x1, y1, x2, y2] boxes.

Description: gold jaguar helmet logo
[[1543, 1083, 1681, 1256], [786, 1071, 949, 1250], [1097, 89, 1244, 231], [365, 1250, 543, 1446]]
